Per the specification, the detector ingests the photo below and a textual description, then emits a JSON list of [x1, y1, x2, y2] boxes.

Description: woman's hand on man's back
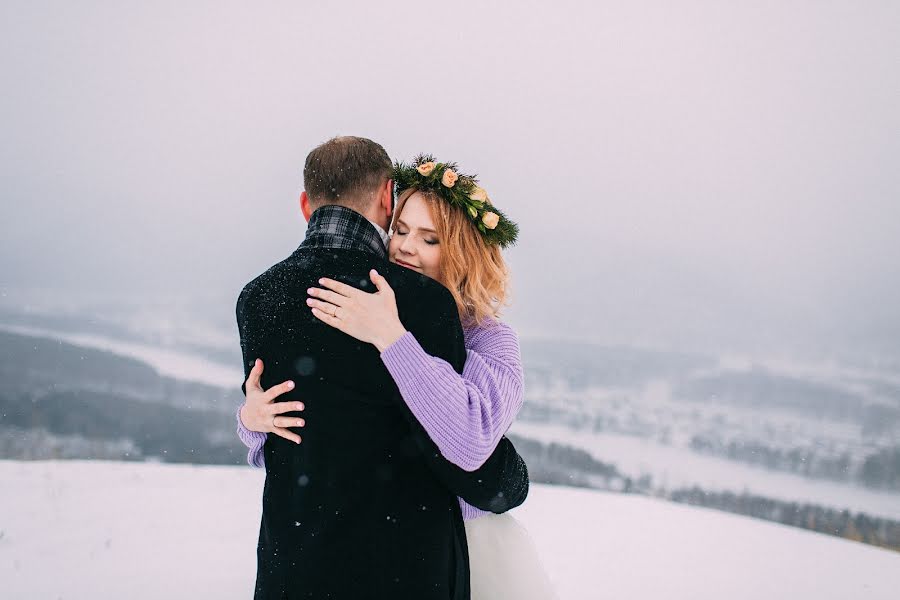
[[240, 358, 305, 444]]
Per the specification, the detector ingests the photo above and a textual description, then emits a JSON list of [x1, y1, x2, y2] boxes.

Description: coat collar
[[299, 205, 388, 260]]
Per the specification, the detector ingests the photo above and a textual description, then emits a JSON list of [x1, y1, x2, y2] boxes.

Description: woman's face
[[389, 192, 442, 281]]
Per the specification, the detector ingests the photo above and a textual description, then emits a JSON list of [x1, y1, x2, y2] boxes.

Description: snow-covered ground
[[1, 460, 898, 600]]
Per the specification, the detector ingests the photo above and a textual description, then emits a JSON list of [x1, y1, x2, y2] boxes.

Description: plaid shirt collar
[[299, 205, 388, 260]]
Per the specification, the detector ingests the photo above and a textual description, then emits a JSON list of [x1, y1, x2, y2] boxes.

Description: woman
[[238, 155, 556, 599]]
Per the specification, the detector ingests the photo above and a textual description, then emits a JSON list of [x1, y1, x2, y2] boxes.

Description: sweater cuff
[[236, 404, 267, 467], [380, 331, 437, 385]]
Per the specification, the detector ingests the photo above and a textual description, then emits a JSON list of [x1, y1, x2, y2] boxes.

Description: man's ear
[[381, 179, 394, 220], [300, 191, 312, 222]]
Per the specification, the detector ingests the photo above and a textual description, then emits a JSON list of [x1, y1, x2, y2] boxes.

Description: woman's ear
[[300, 191, 312, 222]]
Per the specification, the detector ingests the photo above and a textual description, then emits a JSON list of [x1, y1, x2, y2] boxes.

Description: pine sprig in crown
[[392, 154, 519, 249]]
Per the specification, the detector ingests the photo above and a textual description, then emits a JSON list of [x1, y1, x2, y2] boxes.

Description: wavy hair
[[391, 188, 510, 328]]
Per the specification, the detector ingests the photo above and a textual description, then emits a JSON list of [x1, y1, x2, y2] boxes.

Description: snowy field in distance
[[1, 460, 898, 600], [3, 322, 899, 523], [510, 421, 900, 521]]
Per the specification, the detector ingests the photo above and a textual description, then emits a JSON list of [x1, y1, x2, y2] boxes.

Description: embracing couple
[[235, 136, 555, 599]]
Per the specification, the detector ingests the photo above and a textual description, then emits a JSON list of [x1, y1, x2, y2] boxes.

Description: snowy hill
[[1, 460, 898, 599]]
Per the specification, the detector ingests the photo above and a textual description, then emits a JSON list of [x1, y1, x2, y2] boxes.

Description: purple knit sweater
[[236, 320, 524, 521]]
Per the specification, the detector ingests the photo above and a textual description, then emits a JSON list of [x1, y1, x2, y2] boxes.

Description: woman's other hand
[[307, 269, 407, 352], [240, 358, 305, 444]]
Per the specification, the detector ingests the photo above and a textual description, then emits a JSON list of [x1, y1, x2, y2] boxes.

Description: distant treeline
[[508, 434, 900, 554], [859, 446, 900, 490], [0, 330, 247, 465], [689, 435, 900, 491], [507, 434, 623, 484], [0, 387, 248, 465], [667, 486, 900, 553]]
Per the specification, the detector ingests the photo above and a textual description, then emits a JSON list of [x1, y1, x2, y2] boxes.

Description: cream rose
[[469, 186, 488, 202], [416, 162, 436, 176], [482, 211, 500, 230], [441, 169, 458, 188]]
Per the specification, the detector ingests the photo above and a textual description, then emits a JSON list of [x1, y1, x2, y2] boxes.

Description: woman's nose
[[399, 236, 416, 255]]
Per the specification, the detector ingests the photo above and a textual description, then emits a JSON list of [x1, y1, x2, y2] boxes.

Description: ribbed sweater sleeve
[[379, 320, 524, 472], [236, 404, 267, 469]]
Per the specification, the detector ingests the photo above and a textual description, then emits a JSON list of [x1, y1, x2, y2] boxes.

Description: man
[[236, 136, 529, 599]]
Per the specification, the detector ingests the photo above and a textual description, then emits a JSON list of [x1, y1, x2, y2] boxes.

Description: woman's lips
[[395, 259, 419, 270]]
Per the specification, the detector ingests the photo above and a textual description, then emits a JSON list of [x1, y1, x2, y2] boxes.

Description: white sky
[[1, 1, 898, 358]]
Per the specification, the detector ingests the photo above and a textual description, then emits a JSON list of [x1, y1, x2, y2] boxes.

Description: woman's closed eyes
[[395, 228, 439, 245]]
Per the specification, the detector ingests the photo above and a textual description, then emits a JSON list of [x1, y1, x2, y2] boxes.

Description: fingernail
[[306, 298, 313, 306], [307, 288, 314, 294], [318, 278, 325, 284], [287, 381, 295, 389], [372, 269, 379, 276], [296, 403, 304, 410], [298, 419, 304, 427]]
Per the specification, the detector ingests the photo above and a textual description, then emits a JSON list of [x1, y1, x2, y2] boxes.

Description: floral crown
[[392, 154, 519, 249]]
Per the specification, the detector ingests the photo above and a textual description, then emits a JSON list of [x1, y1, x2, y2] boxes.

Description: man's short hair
[[303, 136, 392, 210]]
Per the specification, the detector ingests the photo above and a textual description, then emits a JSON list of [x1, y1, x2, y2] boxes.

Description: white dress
[[465, 513, 558, 599]]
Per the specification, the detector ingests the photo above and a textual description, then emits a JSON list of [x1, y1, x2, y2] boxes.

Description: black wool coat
[[236, 244, 529, 600]]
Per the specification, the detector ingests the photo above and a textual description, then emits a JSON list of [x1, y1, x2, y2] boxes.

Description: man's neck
[[366, 219, 390, 248]]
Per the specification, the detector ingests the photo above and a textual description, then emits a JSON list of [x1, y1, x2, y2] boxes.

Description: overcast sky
[[1, 1, 898, 359]]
